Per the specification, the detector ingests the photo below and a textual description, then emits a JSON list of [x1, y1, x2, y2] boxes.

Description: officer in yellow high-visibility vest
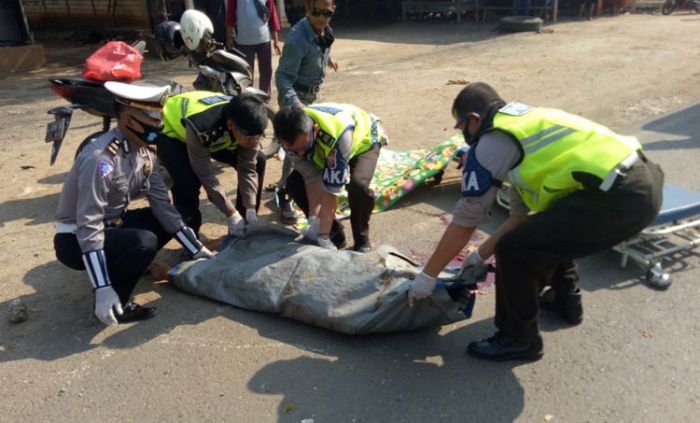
[[408, 82, 664, 361], [155, 91, 269, 238], [272, 103, 387, 252]]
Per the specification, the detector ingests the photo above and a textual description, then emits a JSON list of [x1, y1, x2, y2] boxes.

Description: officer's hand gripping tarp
[[168, 225, 473, 334]]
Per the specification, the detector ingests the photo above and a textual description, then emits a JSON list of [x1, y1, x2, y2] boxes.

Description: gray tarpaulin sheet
[[168, 224, 471, 334]]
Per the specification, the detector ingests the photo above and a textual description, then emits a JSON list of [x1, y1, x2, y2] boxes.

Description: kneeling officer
[[156, 91, 269, 237], [54, 82, 215, 326], [273, 103, 387, 252]]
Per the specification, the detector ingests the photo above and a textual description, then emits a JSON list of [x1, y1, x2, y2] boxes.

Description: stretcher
[[496, 184, 700, 290]]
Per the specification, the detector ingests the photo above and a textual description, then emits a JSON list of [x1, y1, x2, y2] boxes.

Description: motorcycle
[[661, 0, 700, 14], [154, 13, 282, 159], [44, 40, 183, 165]]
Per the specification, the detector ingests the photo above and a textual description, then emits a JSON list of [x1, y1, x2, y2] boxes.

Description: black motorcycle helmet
[[154, 20, 185, 61]]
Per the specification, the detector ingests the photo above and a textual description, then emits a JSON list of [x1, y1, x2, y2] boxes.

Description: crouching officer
[[54, 82, 215, 326], [408, 82, 664, 361], [156, 91, 269, 237], [272, 103, 387, 252]]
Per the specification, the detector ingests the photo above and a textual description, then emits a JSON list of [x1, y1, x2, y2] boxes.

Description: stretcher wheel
[[646, 263, 671, 290]]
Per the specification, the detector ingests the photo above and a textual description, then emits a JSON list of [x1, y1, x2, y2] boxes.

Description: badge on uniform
[[499, 102, 532, 116], [322, 148, 349, 188], [143, 155, 153, 177], [98, 160, 114, 179], [316, 130, 334, 147]]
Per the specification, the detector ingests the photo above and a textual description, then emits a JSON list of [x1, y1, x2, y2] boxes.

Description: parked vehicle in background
[[661, 0, 700, 14], [154, 10, 281, 159]]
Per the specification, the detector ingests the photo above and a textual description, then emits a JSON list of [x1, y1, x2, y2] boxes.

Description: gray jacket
[[55, 128, 184, 252]]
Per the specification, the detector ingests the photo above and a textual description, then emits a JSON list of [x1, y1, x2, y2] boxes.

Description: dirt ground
[[2, 13, 700, 422]]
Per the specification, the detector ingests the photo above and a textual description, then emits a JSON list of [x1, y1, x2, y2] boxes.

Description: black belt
[[293, 82, 320, 95]]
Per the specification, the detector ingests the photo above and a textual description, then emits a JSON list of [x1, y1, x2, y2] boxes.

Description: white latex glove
[[459, 250, 491, 283], [245, 208, 258, 224], [193, 246, 216, 259], [295, 215, 320, 242], [407, 271, 437, 307], [317, 236, 337, 251], [227, 212, 246, 237], [94, 286, 123, 326]]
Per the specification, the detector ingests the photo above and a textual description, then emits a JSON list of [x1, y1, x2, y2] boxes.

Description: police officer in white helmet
[[53, 82, 215, 326]]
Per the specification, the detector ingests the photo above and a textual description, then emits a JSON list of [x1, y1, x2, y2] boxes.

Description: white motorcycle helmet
[[179, 9, 214, 51]]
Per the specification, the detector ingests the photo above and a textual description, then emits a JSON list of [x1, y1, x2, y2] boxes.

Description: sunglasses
[[283, 129, 315, 155], [453, 112, 481, 129], [311, 8, 334, 18]]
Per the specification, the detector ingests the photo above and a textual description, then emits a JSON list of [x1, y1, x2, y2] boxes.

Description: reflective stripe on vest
[[490, 106, 641, 212], [162, 91, 237, 152], [304, 103, 382, 169]]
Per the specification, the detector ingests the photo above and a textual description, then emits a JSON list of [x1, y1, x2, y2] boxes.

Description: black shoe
[[353, 242, 372, 253], [539, 287, 583, 325], [277, 190, 298, 225], [331, 230, 347, 250], [116, 302, 157, 323], [467, 332, 543, 362]]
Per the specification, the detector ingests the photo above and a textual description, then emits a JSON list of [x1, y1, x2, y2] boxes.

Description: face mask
[[462, 127, 475, 146], [133, 121, 163, 145], [283, 128, 315, 156]]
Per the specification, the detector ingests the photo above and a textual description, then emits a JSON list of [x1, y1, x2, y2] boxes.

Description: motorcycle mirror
[[130, 40, 147, 54], [198, 65, 220, 79]]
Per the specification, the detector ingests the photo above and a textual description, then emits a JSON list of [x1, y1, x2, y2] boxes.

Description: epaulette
[[106, 138, 123, 156]]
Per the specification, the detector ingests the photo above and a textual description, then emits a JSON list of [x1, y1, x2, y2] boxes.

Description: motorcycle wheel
[[260, 105, 281, 160], [661, 0, 675, 14], [74, 131, 107, 159]]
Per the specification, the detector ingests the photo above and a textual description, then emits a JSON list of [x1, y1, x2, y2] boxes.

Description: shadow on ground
[[639, 102, 700, 152]]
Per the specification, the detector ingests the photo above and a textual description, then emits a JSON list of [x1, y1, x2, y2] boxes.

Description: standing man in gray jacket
[[53, 82, 215, 327], [274, 0, 338, 224]]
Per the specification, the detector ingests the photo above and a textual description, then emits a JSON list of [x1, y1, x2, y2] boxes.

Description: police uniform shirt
[[290, 128, 354, 196], [55, 128, 185, 252], [184, 123, 260, 213], [452, 131, 527, 228]]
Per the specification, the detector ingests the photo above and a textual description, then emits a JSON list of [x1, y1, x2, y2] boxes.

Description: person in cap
[[408, 82, 664, 361], [272, 103, 387, 252], [54, 82, 215, 326], [155, 91, 269, 237]]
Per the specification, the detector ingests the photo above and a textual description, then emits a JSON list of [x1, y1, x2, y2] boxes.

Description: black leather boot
[[467, 331, 543, 362], [330, 222, 347, 250], [116, 302, 157, 323], [277, 189, 298, 225], [539, 287, 583, 325], [352, 236, 372, 253]]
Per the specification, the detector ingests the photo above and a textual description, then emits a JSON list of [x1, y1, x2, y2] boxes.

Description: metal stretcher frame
[[496, 184, 700, 290]]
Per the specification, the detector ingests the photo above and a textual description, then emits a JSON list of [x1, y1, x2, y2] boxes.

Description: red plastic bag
[[83, 41, 143, 82]]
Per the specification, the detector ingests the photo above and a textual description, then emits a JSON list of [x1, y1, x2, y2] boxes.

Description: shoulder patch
[[198, 95, 233, 105], [499, 102, 532, 116], [309, 105, 343, 115], [322, 148, 349, 188], [106, 138, 122, 156], [461, 148, 495, 197], [98, 160, 114, 179]]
